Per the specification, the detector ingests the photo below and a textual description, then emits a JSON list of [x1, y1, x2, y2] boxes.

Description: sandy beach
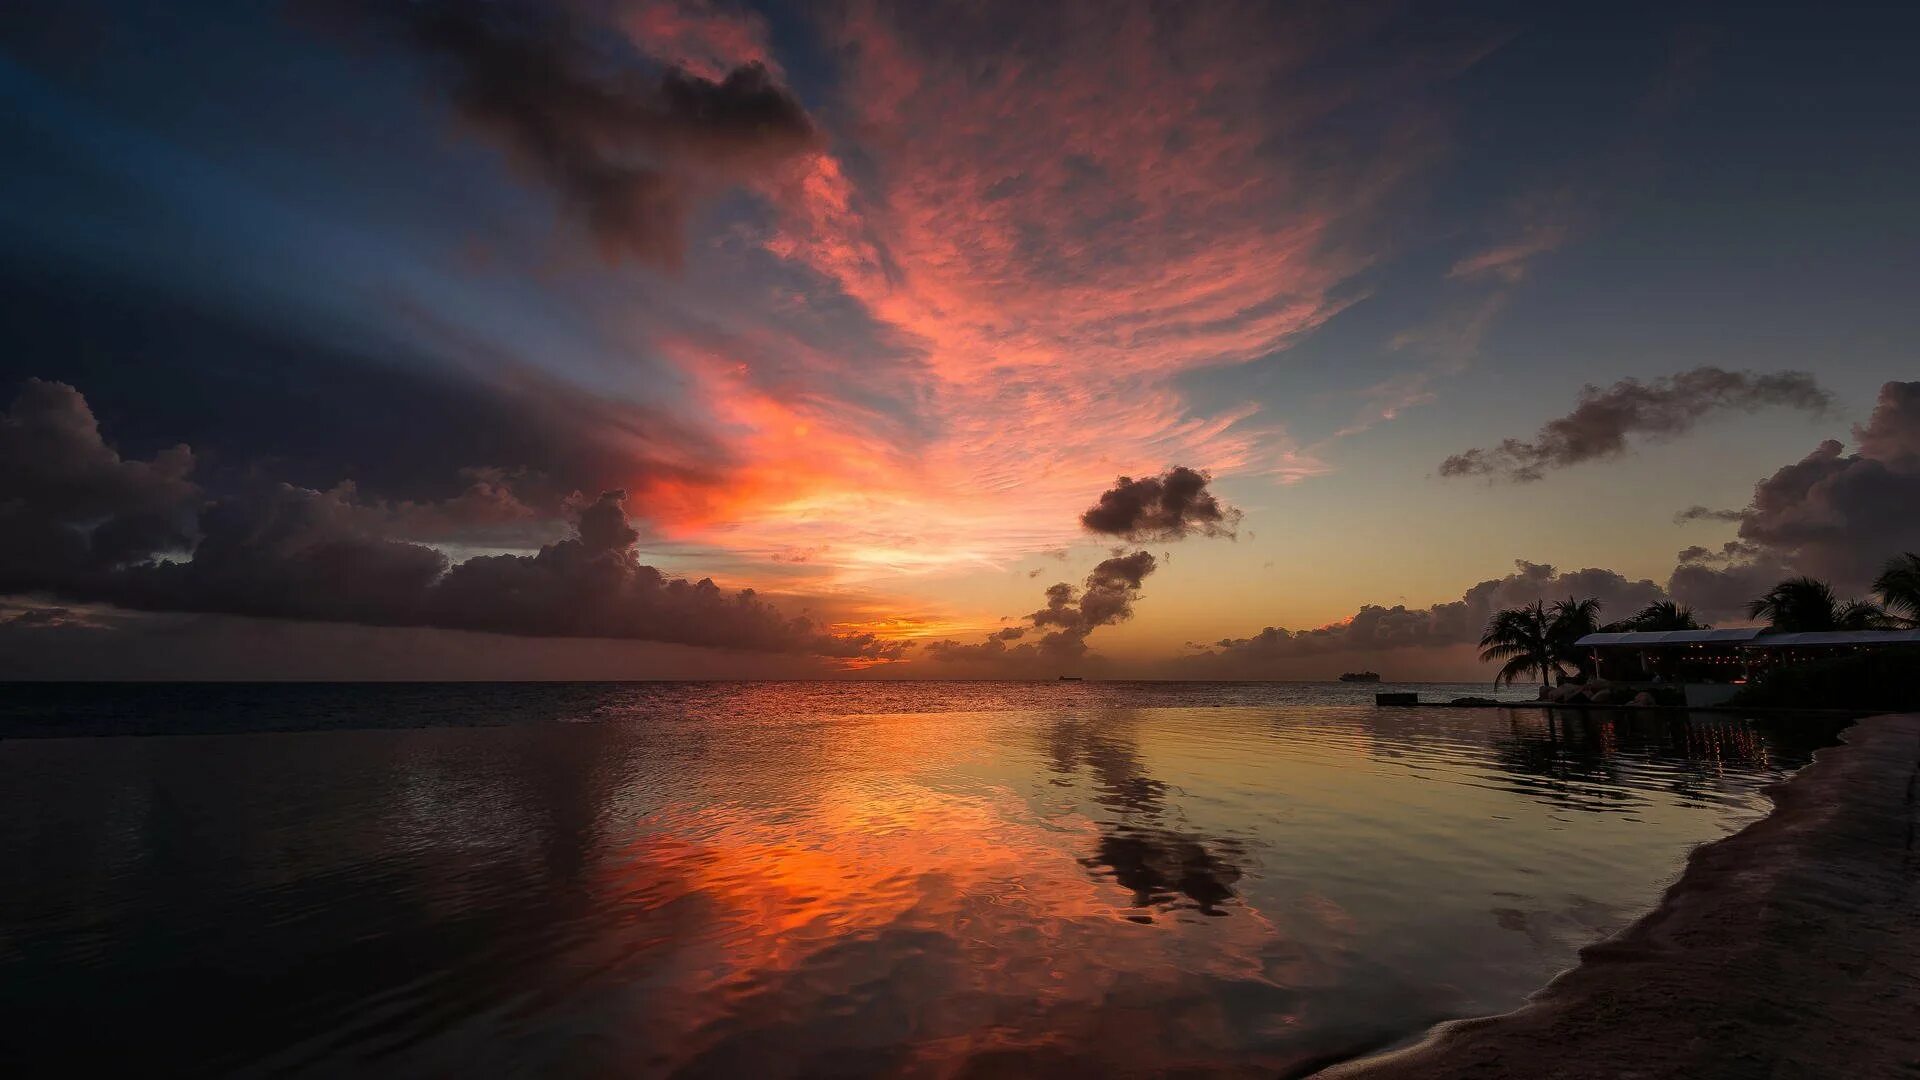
[[1326, 712, 1920, 1079]]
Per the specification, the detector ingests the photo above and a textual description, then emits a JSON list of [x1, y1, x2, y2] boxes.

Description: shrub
[[1728, 651, 1920, 711]]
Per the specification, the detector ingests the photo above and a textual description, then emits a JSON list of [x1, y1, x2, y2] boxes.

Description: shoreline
[[1387, 699, 1860, 715], [1321, 711, 1920, 1079]]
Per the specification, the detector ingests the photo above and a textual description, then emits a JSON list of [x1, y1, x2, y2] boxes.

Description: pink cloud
[[398, 1, 1498, 652], [642, 3, 1472, 575], [619, 0, 781, 81]]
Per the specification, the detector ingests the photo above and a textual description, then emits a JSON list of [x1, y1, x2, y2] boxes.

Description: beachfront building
[[1574, 628, 1920, 706]]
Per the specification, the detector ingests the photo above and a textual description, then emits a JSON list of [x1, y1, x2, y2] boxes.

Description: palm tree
[[1549, 596, 1603, 678], [1837, 600, 1898, 631], [1874, 553, 1920, 626], [1621, 600, 1704, 631], [1480, 601, 1564, 691], [1749, 576, 1893, 632]]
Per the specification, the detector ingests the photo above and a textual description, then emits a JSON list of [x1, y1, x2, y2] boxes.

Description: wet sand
[[1325, 712, 1920, 1080]]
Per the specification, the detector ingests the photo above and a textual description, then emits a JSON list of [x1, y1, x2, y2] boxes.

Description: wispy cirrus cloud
[[282, 0, 1501, 599], [285, 0, 1535, 647], [617, 0, 783, 82], [642, 0, 1493, 573], [1446, 222, 1572, 284]]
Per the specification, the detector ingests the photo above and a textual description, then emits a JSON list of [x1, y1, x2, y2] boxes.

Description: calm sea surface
[[0, 682, 1826, 1077]]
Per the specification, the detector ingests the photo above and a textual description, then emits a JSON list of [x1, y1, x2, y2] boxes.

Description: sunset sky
[[2, 0, 1917, 679]]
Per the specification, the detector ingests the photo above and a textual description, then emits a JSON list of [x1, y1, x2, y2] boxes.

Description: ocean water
[[0, 683, 1821, 1076]]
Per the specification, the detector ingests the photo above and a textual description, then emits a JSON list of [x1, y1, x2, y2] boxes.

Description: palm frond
[[1874, 553, 1920, 624]]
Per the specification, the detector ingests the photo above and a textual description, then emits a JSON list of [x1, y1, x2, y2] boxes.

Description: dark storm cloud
[[1851, 380, 1920, 461], [102, 483, 452, 626], [1440, 367, 1831, 482], [1080, 466, 1242, 541], [927, 551, 1158, 664], [316, 0, 818, 268], [1665, 541, 1790, 621], [350, 469, 542, 543], [0, 261, 731, 510], [1692, 381, 1920, 589], [91, 486, 900, 658], [1184, 560, 1666, 672], [1, 380, 899, 659], [0, 379, 199, 591]]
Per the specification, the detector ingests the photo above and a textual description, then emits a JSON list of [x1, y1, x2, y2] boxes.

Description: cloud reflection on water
[[0, 687, 1820, 1076]]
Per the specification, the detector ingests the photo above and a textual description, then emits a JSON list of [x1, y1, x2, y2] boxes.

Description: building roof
[[1743, 629, 1920, 647], [1575, 628, 1764, 647], [1576, 628, 1920, 648]]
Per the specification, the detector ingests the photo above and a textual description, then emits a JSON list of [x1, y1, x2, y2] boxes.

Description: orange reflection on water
[[595, 779, 1330, 1076]]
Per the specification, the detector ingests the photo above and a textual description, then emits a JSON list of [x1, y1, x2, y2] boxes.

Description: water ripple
[[0, 686, 1827, 1076]]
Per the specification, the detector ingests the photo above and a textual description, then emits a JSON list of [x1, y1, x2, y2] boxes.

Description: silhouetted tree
[[1873, 553, 1920, 627], [1749, 576, 1894, 632], [1836, 600, 1898, 631], [1613, 600, 1705, 632], [1481, 601, 1563, 690], [1549, 596, 1603, 677]]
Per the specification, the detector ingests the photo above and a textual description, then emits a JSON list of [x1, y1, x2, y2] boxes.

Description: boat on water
[[1338, 671, 1381, 683], [1058, 675, 1084, 681]]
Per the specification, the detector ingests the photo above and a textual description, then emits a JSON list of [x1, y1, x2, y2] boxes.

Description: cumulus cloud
[[1440, 367, 1831, 482], [293, 469, 557, 548], [2, 380, 899, 659], [1189, 382, 1920, 675], [1851, 381, 1920, 461], [1665, 541, 1791, 621], [1184, 560, 1666, 674], [1080, 467, 1242, 542], [87, 486, 899, 658], [1686, 381, 1920, 590], [318, 0, 818, 268], [0, 378, 200, 591], [928, 551, 1157, 665]]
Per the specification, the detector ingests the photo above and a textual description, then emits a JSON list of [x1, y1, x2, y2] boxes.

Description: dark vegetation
[[1480, 554, 1919, 703], [1730, 653, 1920, 712]]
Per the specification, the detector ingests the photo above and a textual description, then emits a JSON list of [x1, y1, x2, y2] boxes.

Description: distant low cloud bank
[[1440, 367, 1830, 482], [1182, 560, 1664, 674], [1195, 380, 1920, 677], [1081, 467, 1241, 541], [0, 379, 897, 659]]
